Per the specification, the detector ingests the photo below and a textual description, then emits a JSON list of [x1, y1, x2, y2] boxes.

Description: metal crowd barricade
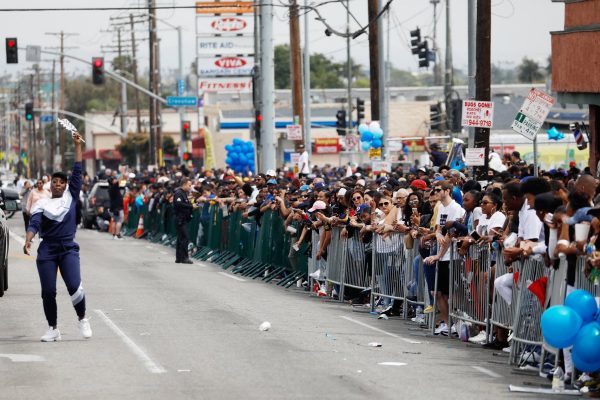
[[370, 232, 408, 312], [489, 250, 517, 333], [403, 244, 427, 318], [341, 234, 370, 296], [308, 229, 322, 292], [575, 255, 600, 297], [325, 227, 346, 295], [508, 256, 550, 366], [448, 242, 492, 339]]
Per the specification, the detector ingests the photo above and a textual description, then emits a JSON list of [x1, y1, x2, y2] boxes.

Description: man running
[[23, 132, 92, 342]]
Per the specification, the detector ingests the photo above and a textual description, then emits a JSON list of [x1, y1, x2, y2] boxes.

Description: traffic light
[[5, 38, 18, 64], [254, 110, 262, 139], [418, 41, 430, 68], [336, 109, 347, 135], [448, 99, 463, 133], [181, 120, 191, 140], [182, 152, 192, 161], [430, 102, 443, 132], [410, 28, 421, 55], [356, 98, 365, 122], [92, 57, 105, 85], [25, 102, 33, 121]]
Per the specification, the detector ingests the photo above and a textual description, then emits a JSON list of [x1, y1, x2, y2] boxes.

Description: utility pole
[[379, 0, 387, 158], [474, 0, 491, 177], [346, 0, 352, 143], [368, 0, 380, 122], [130, 15, 142, 135], [431, 0, 441, 86], [467, 0, 476, 148], [260, 0, 276, 171], [50, 60, 56, 170], [45, 31, 78, 170], [444, 0, 454, 130], [148, 0, 158, 166], [303, 0, 311, 156], [29, 74, 36, 178], [289, 0, 304, 141], [35, 64, 43, 175]]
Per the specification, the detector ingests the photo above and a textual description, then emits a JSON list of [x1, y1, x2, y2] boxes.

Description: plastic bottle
[[552, 367, 565, 392]]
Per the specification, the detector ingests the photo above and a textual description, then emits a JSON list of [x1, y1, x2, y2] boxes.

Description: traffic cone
[[135, 214, 145, 238]]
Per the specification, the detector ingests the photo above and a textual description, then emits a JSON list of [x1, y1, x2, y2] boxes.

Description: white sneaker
[[411, 315, 426, 324], [502, 345, 511, 353], [520, 350, 540, 364], [435, 322, 448, 335], [41, 327, 61, 342], [79, 318, 92, 339], [468, 330, 487, 344]]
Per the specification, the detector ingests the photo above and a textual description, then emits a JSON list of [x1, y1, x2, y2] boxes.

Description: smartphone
[[412, 208, 418, 214], [544, 213, 554, 224], [470, 231, 481, 241]]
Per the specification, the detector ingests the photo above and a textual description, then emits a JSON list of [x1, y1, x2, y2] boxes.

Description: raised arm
[[69, 133, 83, 198]]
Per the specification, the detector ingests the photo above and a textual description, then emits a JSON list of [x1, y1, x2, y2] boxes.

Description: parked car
[[0, 199, 11, 297], [0, 185, 21, 219], [82, 181, 125, 229]]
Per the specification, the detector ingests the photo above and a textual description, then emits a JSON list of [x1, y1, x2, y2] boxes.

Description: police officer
[[173, 178, 197, 264]]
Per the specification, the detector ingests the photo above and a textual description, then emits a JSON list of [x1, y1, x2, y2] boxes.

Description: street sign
[[369, 148, 382, 160], [25, 45, 41, 62], [196, 15, 255, 36], [177, 79, 185, 96], [198, 77, 253, 93], [40, 115, 54, 123], [197, 56, 254, 76], [511, 88, 556, 140], [197, 36, 254, 56], [314, 138, 340, 154], [166, 96, 198, 107], [195, 1, 254, 14], [465, 148, 485, 166], [461, 100, 494, 129], [286, 125, 302, 141]]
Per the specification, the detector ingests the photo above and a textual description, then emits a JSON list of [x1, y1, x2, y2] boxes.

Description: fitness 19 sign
[[461, 100, 495, 129]]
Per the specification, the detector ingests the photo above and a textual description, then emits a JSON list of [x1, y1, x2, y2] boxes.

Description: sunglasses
[[433, 188, 443, 193], [353, 196, 362, 201], [378, 201, 390, 207], [481, 200, 493, 205]]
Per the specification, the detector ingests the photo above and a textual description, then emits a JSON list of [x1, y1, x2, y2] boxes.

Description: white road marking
[[9, 230, 25, 246], [378, 362, 407, 366], [177, 369, 191, 373], [0, 353, 45, 362], [94, 309, 166, 374], [340, 316, 422, 344], [471, 366, 502, 378], [218, 272, 246, 282]]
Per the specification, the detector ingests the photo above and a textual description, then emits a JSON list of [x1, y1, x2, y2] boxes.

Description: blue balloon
[[230, 152, 239, 161], [360, 141, 371, 152], [566, 290, 598, 323], [225, 157, 233, 165], [371, 138, 382, 149], [358, 124, 369, 135], [372, 127, 384, 139], [572, 322, 600, 372], [361, 130, 373, 142], [225, 144, 233, 152], [233, 138, 243, 146], [541, 305, 583, 349], [547, 126, 565, 141]]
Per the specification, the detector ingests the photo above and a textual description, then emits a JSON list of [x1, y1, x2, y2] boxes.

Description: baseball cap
[[299, 184, 310, 191], [410, 179, 428, 191], [356, 179, 366, 187], [266, 169, 276, 177], [313, 182, 326, 191], [337, 188, 347, 197], [357, 204, 370, 214], [308, 200, 327, 212]]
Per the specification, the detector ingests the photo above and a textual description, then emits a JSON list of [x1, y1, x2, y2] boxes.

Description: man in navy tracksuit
[[23, 132, 92, 342]]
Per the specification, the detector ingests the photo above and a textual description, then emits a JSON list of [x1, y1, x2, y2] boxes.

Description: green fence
[[122, 201, 308, 287]]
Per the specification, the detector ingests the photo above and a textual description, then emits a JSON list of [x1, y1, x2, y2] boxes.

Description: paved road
[[0, 217, 555, 400]]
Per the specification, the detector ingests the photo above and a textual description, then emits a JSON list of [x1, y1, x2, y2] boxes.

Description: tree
[[274, 44, 291, 89], [518, 57, 544, 83], [118, 133, 149, 166], [162, 135, 177, 156]]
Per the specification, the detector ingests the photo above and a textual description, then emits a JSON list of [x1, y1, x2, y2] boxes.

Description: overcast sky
[[1, 0, 564, 78]]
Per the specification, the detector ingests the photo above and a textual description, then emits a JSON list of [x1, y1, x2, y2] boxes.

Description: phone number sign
[[461, 100, 494, 129]]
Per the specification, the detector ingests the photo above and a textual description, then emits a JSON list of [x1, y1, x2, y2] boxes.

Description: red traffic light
[[256, 114, 263, 122], [182, 122, 190, 130], [7, 39, 16, 48], [182, 152, 192, 161], [93, 58, 103, 68]]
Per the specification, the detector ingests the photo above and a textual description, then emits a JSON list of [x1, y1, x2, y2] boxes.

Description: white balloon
[[369, 121, 380, 132]]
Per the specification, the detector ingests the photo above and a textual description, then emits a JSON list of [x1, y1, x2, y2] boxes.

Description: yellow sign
[[203, 127, 216, 169], [196, 1, 254, 14], [369, 148, 382, 160]]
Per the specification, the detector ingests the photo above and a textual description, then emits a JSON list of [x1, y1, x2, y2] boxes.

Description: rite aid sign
[[196, 15, 254, 36], [197, 56, 254, 76]]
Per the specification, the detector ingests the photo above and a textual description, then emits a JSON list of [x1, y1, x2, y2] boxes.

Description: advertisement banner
[[197, 36, 254, 56], [197, 56, 254, 76], [196, 14, 255, 35], [314, 138, 340, 154], [198, 77, 253, 93]]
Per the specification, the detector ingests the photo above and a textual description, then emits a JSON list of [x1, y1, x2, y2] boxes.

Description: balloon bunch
[[358, 122, 384, 152], [541, 289, 600, 372], [547, 126, 565, 141], [225, 138, 255, 174]]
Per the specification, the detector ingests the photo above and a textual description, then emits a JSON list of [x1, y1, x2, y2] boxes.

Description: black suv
[[82, 181, 125, 229]]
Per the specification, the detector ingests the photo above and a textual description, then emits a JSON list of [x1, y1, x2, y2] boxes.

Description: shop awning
[[98, 149, 122, 161], [82, 149, 96, 160]]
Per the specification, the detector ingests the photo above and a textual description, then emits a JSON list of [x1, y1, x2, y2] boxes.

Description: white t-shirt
[[518, 199, 543, 241], [297, 151, 310, 174], [436, 199, 466, 261], [477, 211, 506, 236]]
